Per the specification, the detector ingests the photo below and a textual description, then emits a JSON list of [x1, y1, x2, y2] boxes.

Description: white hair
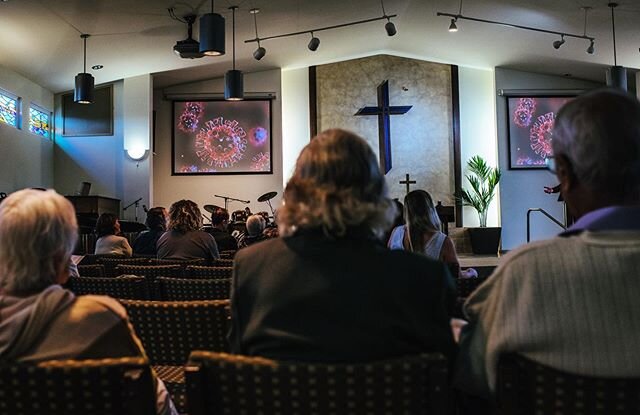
[[0, 189, 78, 295], [553, 89, 640, 200], [246, 214, 266, 237]]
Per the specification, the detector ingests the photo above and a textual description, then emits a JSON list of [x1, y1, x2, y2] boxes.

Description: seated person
[[388, 190, 476, 278], [229, 129, 457, 362], [206, 207, 238, 251], [0, 189, 176, 415], [157, 200, 219, 262], [132, 207, 167, 256], [94, 213, 132, 256], [456, 89, 640, 399], [239, 214, 267, 248]]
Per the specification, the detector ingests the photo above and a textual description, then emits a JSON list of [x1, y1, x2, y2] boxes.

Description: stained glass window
[[29, 105, 50, 138], [0, 90, 19, 128]]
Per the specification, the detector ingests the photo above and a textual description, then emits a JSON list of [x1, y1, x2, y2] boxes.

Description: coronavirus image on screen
[[172, 99, 272, 175], [507, 96, 573, 169]]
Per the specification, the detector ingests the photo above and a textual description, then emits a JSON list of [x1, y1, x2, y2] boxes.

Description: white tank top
[[387, 225, 446, 261]]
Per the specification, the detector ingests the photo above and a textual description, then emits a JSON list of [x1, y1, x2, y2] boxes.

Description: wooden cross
[[399, 174, 416, 194], [354, 80, 412, 174]]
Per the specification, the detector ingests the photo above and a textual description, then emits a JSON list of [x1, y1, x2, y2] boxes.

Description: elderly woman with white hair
[[239, 214, 267, 248], [229, 128, 457, 362], [0, 189, 176, 415]]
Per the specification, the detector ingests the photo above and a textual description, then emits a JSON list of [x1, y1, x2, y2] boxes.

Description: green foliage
[[457, 155, 501, 227]]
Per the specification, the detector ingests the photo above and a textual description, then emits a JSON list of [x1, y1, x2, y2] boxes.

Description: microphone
[[143, 205, 148, 213]]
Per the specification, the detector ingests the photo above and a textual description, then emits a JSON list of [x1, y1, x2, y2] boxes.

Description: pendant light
[[606, 2, 627, 91], [199, 0, 225, 56], [74, 34, 94, 104], [225, 6, 243, 101]]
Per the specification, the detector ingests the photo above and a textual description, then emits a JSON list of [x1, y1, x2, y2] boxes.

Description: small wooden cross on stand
[[399, 173, 416, 194]]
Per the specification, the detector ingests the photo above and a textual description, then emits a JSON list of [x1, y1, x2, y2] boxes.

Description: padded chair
[[150, 258, 207, 269], [456, 276, 488, 299], [78, 253, 121, 266], [99, 257, 152, 278], [186, 265, 233, 280], [214, 258, 234, 267], [186, 352, 450, 415], [116, 264, 183, 280], [219, 250, 237, 260], [0, 357, 156, 415], [495, 353, 640, 415], [77, 264, 106, 278], [121, 299, 231, 414], [68, 276, 150, 300], [156, 277, 231, 301]]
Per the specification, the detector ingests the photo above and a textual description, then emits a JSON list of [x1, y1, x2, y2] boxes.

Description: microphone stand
[[123, 197, 143, 222], [214, 194, 250, 211]]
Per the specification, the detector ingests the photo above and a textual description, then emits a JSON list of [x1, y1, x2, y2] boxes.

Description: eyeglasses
[[545, 156, 556, 173]]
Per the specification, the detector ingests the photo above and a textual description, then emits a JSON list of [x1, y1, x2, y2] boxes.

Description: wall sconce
[[125, 146, 149, 161]]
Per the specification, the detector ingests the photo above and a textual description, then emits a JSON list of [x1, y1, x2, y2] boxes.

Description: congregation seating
[[68, 276, 150, 300], [121, 299, 231, 413], [99, 257, 152, 277], [218, 250, 237, 259], [0, 357, 156, 415], [116, 264, 184, 279], [213, 258, 234, 267], [156, 277, 231, 301], [185, 351, 450, 415], [185, 265, 233, 279], [494, 353, 640, 415], [77, 263, 106, 278]]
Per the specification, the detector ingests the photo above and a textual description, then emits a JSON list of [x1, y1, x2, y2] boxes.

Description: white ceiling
[[1, 0, 639, 92]]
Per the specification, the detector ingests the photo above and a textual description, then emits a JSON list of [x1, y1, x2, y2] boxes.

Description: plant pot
[[468, 227, 502, 255]]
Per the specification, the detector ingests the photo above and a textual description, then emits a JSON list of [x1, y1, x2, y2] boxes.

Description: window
[[29, 104, 51, 138], [0, 89, 20, 128]]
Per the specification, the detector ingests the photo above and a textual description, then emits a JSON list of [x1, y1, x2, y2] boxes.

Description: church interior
[[0, 0, 639, 413]]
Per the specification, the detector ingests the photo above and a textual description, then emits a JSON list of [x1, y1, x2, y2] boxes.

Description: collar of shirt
[[561, 205, 640, 236]]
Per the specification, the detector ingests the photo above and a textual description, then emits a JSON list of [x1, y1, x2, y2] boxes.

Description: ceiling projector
[[173, 15, 204, 59]]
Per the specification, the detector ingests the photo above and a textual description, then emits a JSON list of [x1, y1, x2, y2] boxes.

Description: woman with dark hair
[[156, 200, 219, 261], [94, 213, 132, 256], [132, 207, 167, 256], [229, 129, 456, 362]]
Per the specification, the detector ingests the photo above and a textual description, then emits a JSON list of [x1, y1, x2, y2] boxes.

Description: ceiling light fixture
[[606, 2, 626, 90], [436, 9, 594, 52], [199, 0, 225, 56], [245, 7, 398, 52], [449, 0, 462, 32], [74, 34, 94, 104], [582, 7, 595, 54], [174, 14, 204, 59], [250, 8, 266, 60], [308, 32, 320, 51], [381, 0, 396, 36], [225, 6, 243, 101]]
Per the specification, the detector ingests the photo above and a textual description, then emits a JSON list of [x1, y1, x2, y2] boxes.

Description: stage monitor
[[172, 99, 272, 175]]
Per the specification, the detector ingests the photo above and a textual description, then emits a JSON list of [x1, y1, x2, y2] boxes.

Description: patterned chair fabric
[[120, 299, 231, 365], [186, 352, 450, 415], [77, 264, 106, 278], [116, 264, 184, 279], [156, 277, 231, 301], [214, 258, 234, 267], [99, 257, 152, 278], [78, 253, 122, 266], [456, 276, 488, 299], [186, 265, 233, 280], [155, 365, 187, 414], [68, 276, 150, 300], [219, 250, 237, 260], [0, 357, 156, 415], [495, 353, 640, 415], [150, 258, 207, 269]]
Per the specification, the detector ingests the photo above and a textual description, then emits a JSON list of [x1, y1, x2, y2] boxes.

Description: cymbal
[[203, 204, 222, 214], [257, 191, 277, 202]]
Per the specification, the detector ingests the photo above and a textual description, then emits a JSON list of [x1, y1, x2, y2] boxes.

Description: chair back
[[68, 276, 150, 300], [186, 265, 233, 280], [77, 264, 106, 278], [214, 258, 234, 267], [219, 250, 237, 259], [78, 253, 121, 266], [120, 300, 231, 365], [495, 353, 640, 415], [156, 277, 231, 301], [99, 257, 152, 277], [186, 352, 449, 415], [0, 357, 156, 415], [116, 264, 183, 279], [150, 258, 207, 268]]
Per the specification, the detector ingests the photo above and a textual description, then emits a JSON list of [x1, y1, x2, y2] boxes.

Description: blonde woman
[[229, 129, 456, 362]]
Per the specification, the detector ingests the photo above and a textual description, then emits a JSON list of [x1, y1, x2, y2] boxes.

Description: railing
[[526, 208, 566, 243]]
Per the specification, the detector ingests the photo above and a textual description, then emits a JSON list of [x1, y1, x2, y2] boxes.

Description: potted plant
[[458, 155, 502, 255]]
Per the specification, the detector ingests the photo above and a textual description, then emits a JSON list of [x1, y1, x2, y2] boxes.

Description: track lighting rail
[[243, 14, 397, 44], [436, 12, 595, 43]]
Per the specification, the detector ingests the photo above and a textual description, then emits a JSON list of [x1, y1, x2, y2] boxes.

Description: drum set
[[202, 191, 278, 230]]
